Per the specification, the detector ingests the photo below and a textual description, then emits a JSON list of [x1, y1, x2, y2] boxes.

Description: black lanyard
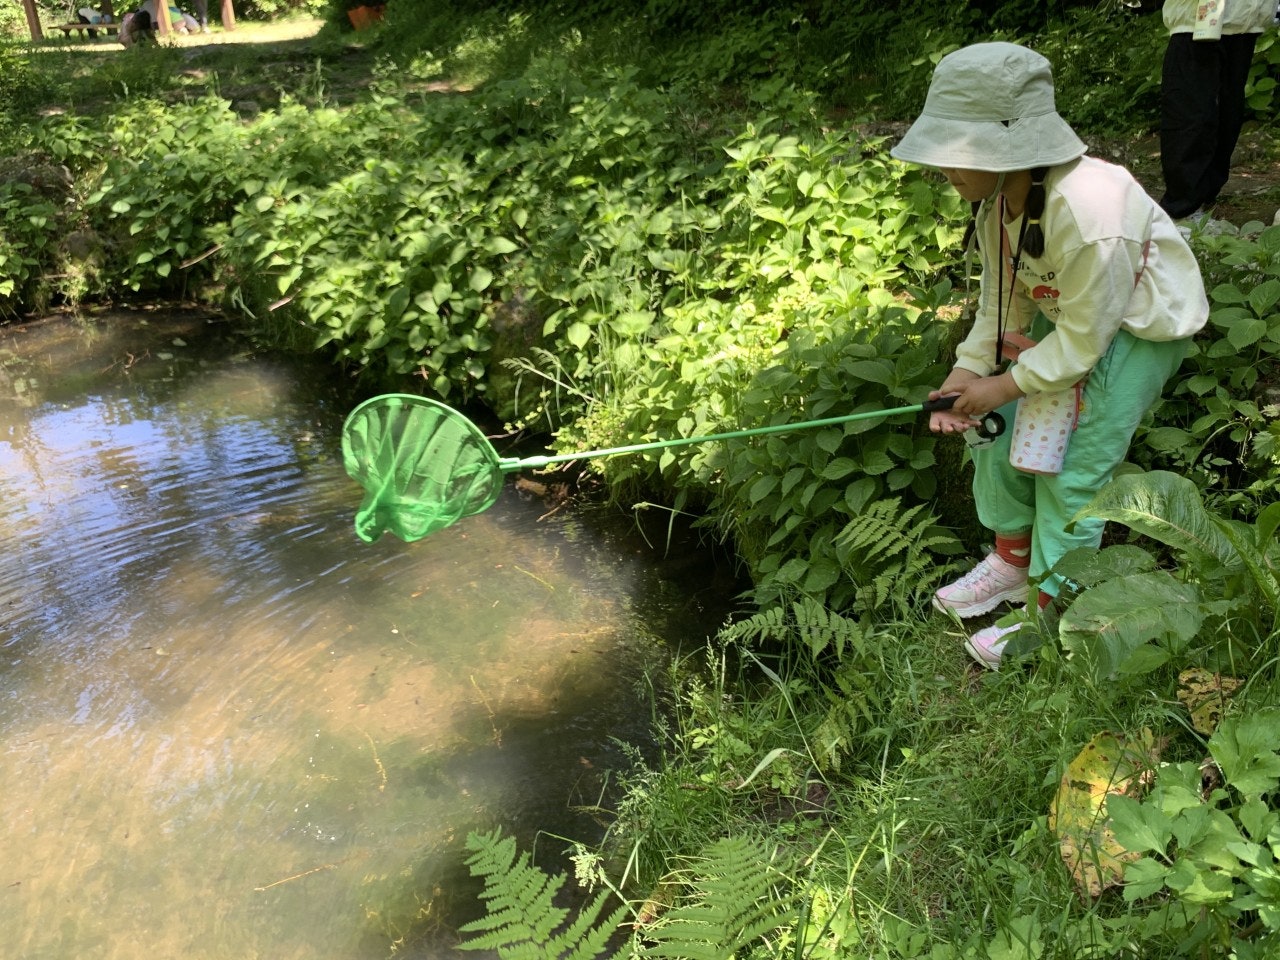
[[995, 196, 1029, 370]]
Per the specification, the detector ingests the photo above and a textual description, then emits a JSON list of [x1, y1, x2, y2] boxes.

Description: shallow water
[[0, 310, 736, 958]]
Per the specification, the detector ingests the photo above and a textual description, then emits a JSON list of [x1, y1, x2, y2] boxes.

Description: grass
[[592, 589, 1233, 957], [9, 18, 382, 114]]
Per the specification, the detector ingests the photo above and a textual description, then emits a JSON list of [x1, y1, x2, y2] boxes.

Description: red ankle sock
[[1037, 590, 1053, 610], [994, 532, 1032, 569]]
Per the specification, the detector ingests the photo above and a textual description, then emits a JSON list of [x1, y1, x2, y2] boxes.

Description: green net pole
[[498, 400, 948, 472]]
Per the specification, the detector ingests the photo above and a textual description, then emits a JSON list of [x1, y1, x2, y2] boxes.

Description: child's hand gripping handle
[[921, 395, 959, 413], [921, 395, 1005, 443]]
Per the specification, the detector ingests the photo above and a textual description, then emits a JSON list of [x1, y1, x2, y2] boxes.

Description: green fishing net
[[341, 394, 506, 543], [341, 392, 973, 544]]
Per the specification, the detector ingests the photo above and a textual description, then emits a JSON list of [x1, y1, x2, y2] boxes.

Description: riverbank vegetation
[[3, 1, 1280, 956]]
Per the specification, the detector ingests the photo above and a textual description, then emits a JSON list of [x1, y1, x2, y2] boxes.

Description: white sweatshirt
[[955, 156, 1209, 395], [1163, 0, 1277, 34]]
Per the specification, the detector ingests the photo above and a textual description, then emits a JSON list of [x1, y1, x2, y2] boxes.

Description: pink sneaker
[[964, 616, 1025, 670], [933, 553, 1028, 618]]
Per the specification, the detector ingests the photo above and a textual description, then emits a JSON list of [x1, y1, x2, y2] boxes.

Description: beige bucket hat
[[890, 42, 1087, 172]]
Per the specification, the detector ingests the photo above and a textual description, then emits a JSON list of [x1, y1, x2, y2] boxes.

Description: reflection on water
[[0, 311, 736, 958]]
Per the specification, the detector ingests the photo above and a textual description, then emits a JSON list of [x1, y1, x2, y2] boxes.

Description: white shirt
[[955, 156, 1209, 395], [1163, 0, 1277, 34]]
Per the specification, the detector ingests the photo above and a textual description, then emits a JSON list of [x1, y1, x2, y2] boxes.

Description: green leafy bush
[[555, 132, 970, 602], [1110, 709, 1280, 959], [239, 0, 327, 19], [1033, 3, 1166, 134], [1246, 29, 1279, 118], [0, 2, 28, 40], [0, 180, 59, 314], [85, 97, 257, 295], [706, 299, 962, 611], [1138, 225, 1280, 514], [1023, 470, 1280, 680]]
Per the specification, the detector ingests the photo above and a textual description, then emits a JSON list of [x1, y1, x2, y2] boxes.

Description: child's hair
[[959, 165, 1051, 257], [1022, 166, 1049, 258]]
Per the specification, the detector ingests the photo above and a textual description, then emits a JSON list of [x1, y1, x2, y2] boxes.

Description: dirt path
[[1105, 128, 1280, 228]]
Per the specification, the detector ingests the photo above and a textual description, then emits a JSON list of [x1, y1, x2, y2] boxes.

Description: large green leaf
[[1249, 278, 1280, 316], [843, 358, 895, 386], [1059, 571, 1204, 678], [1256, 501, 1280, 553], [1210, 709, 1280, 797], [1051, 544, 1159, 589], [1072, 471, 1238, 569]]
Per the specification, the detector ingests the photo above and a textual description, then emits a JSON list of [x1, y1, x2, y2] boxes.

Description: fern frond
[[836, 497, 912, 561], [636, 836, 795, 960], [719, 604, 789, 647], [835, 498, 958, 612], [721, 598, 866, 660], [812, 662, 882, 772], [791, 596, 867, 659], [457, 829, 628, 959], [540, 895, 630, 960]]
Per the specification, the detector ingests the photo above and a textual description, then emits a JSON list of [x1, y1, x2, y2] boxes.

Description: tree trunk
[[22, 0, 44, 41]]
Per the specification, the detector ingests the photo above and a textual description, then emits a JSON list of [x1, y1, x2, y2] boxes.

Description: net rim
[[341, 393, 507, 542], [341, 393, 504, 479]]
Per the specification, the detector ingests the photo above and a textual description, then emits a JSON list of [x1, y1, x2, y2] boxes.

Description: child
[[118, 8, 155, 47], [131, 0, 201, 35], [889, 43, 1209, 669]]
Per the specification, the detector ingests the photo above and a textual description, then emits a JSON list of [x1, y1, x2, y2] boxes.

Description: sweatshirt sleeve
[[1008, 236, 1146, 394]]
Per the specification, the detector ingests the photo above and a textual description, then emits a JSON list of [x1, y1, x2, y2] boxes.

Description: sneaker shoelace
[[952, 558, 1001, 588]]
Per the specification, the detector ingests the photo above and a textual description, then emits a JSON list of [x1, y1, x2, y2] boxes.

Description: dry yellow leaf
[[1049, 729, 1162, 899], [1176, 668, 1243, 735]]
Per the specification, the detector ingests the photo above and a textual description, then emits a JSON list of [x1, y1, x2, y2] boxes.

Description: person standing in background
[[1159, 0, 1278, 221]]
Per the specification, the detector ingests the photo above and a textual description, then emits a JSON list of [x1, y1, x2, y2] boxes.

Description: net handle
[[498, 396, 962, 471]]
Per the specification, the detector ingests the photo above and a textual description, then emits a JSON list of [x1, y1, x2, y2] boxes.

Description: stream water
[[0, 309, 738, 958]]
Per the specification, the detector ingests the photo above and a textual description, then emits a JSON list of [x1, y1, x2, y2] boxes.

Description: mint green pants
[[968, 323, 1191, 598]]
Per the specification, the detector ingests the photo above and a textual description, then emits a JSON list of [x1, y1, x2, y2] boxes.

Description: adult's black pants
[[1159, 31, 1259, 219]]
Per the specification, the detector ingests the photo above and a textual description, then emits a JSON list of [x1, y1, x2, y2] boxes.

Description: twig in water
[[364, 731, 387, 792], [513, 565, 554, 591], [469, 675, 502, 747], [254, 857, 350, 892]]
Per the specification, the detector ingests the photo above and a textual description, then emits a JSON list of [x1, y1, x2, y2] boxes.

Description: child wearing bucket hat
[[890, 42, 1209, 670]]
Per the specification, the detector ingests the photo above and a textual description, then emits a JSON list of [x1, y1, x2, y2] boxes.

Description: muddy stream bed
[[0, 308, 739, 958]]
